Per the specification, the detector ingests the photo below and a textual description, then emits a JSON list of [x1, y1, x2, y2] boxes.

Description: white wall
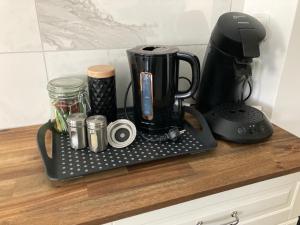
[[232, 0, 299, 116], [0, 0, 298, 129], [272, 2, 300, 137], [0, 0, 231, 130]]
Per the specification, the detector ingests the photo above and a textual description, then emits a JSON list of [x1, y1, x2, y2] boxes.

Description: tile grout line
[[0, 44, 208, 55], [0, 50, 43, 55], [41, 43, 209, 51], [230, 0, 233, 11], [33, 0, 49, 81]]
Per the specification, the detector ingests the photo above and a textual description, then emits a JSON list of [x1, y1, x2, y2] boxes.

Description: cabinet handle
[[197, 211, 239, 225]]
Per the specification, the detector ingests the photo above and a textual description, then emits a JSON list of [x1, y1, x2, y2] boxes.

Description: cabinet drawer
[[241, 208, 291, 225], [154, 208, 291, 225], [151, 188, 292, 225], [277, 218, 299, 225], [113, 173, 300, 225], [290, 182, 300, 219]]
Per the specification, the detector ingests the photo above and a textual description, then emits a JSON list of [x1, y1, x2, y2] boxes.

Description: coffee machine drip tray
[[205, 103, 273, 144]]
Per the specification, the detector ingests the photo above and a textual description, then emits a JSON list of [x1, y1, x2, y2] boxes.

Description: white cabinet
[[240, 208, 290, 225], [290, 182, 300, 219], [277, 218, 299, 225], [113, 172, 300, 225]]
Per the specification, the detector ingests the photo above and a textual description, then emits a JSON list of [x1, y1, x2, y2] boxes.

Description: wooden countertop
[[1, 121, 300, 225]]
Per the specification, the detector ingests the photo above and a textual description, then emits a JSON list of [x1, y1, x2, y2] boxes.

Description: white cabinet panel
[[241, 208, 290, 225], [159, 208, 290, 225], [290, 182, 300, 219], [278, 218, 299, 225], [152, 189, 292, 225], [114, 173, 300, 225]]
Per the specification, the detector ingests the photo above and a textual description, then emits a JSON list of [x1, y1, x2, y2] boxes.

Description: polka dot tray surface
[[37, 109, 217, 180]]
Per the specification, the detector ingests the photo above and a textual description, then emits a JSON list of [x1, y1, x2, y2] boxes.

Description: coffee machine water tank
[[196, 12, 266, 113]]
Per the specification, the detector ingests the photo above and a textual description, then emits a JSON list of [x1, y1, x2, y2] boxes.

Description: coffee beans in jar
[[47, 77, 90, 133]]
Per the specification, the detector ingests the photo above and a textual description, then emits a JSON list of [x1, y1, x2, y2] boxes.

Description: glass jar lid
[[47, 77, 87, 99]]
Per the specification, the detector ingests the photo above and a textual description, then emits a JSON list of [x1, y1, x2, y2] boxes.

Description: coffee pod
[[107, 119, 136, 148]]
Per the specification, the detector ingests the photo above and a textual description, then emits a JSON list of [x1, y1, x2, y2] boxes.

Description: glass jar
[[47, 77, 90, 133]]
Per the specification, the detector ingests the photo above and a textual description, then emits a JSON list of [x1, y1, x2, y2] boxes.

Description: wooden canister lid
[[87, 65, 115, 78]]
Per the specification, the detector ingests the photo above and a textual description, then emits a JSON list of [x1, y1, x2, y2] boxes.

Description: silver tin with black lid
[[86, 115, 108, 152], [67, 113, 87, 150]]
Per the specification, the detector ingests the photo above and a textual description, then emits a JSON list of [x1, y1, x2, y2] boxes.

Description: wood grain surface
[[1, 121, 300, 225]]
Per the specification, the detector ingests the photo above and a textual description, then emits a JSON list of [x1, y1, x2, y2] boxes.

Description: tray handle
[[37, 121, 57, 180], [184, 106, 217, 149]]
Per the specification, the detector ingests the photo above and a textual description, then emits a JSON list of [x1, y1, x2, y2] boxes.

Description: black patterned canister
[[87, 65, 117, 123]]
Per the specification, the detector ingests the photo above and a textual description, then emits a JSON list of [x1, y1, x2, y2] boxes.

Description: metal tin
[[66, 113, 87, 150], [86, 115, 108, 152]]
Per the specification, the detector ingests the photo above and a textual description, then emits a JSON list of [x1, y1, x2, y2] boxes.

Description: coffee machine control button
[[259, 125, 266, 132], [248, 124, 256, 134], [237, 127, 247, 135]]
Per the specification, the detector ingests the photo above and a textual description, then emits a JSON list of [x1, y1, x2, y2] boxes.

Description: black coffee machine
[[196, 12, 273, 143], [196, 12, 266, 112]]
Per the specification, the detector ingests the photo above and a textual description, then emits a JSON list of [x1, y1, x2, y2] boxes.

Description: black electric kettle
[[127, 45, 200, 133]]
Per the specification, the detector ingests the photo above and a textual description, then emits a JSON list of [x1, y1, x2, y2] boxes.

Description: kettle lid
[[211, 12, 266, 58], [127, 45, 179, 56]]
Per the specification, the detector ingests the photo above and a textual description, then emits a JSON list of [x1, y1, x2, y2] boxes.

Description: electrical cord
[[178, 75, 252, 103], [123, 81, 185, 142], [242, 79, 253, 102], [179, 76, 192, 86], [139, 127, 185, 142], [179, 76, 196, 100], [124, 81, 132, 120], [240, 76, 253, 102]]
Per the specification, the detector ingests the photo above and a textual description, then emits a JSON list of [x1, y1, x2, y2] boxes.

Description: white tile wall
[[0, 53, 49, 129], [45, 48, 132, 107], [107, 48, 133, 107], [0, 0, 232, 129], [1, 0, 295, 129], [44, 45, 207, 108], [0, 0, 42, 52], [44, 49, 110, 80], [239, 0, 299, 116], [35, 0, 230, 50], [272, 2, 300, 137]]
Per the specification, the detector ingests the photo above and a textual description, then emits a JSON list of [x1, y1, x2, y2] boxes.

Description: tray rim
[[36, 107, 217, 181]]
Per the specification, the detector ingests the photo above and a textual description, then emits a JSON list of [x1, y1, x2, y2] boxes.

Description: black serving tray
[[37, 107, 216, 181]]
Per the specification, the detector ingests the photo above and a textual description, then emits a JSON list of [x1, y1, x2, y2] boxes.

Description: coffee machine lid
[[127, 45, 179, 56], [211, 12, 266, 58]]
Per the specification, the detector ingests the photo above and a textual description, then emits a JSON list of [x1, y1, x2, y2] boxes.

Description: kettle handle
[[175, 51, 200, 100]]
